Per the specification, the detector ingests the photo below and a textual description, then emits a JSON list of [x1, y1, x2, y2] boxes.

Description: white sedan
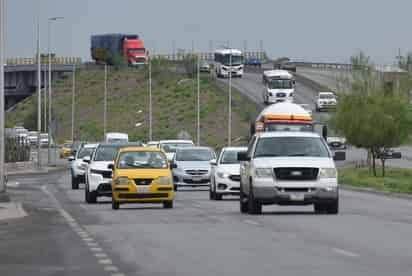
[[209, 147, 247, 200], [315, 92, 337, 112]]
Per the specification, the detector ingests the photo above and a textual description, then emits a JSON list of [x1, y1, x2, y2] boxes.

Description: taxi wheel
[[163, 201, 173, 209], [112, 200, 119, 210]]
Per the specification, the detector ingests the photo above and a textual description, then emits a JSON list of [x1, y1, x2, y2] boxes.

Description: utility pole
[[196, 53, 200, 146], [103, 63, 107, 138], [71, 64, 75, 142], [43, 72, 46, 132], [0, 0, 5, 193], [36, 17, 42, 168], [148, 56, 153, 141], [228, 50, 232, 146], [47, 16, 63, 165]]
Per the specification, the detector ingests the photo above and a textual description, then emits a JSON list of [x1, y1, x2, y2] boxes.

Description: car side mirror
[[170, 162, 177, 169], [68, 156, 75, 162], [210, 159, 217, 166], [333, 151, 346, 161], [108, 164, 114, 170], [238, 151, 250, 161], [83, 156, 91, 164]]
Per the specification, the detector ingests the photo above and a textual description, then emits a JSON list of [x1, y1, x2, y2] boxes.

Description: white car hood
[[89, 161, 113, 171], [253, 157, 335, 169], [216, 164, 240, 175]]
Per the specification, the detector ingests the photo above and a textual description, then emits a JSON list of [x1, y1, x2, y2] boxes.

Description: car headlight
[[217, 171, 230, 178], [158, 176, 172, 185], [320, 186, 337, 192], [221, 66, 227, 71], [255, 168, 273, 178], [319, 168, 337, 179], [268, 92, 273, 96], [115, 177, 129, 185]]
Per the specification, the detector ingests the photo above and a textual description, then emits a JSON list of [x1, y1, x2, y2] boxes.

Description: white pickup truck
[[238, 131, 345, 215]]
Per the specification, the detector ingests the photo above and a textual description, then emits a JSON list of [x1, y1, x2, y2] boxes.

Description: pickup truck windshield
[[94, 146, 120, 161], [254, 137, 330, 158]]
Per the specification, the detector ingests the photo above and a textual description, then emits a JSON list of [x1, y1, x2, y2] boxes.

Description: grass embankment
[[6, 61, 258, 149], [339, 167, 412, 194]]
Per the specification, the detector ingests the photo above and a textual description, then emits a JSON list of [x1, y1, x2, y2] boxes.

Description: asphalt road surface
[[3, 172, 412, 276]]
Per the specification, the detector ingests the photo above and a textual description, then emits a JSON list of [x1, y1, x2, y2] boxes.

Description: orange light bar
[[263, 114, 312, 121]]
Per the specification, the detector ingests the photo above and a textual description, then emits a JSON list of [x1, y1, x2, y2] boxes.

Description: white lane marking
[[244, 219, 260, 226], [332, 247, 360, 258], [90, 247, 103, 252], [111, 274, 125, 276], [6, 181, 20, 188], [192, 204, 203, 208], [104, 265, 119, 272], [99, 259, 113, 265], [95, 253, 108, 258], [87, 242, 99, 247]]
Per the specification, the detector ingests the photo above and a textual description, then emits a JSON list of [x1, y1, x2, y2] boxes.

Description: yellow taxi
[[60, 140, 73, 158], [110, 147, 175, 210]]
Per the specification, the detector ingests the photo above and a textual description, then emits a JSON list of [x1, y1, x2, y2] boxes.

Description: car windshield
[[254, 137, 330, 158], [107, 138, 128, 143], [160, 143, 193, 153], [220, 150, 242, 164], [222, 55, 243, 66], [175, 149, 213, 161], [40, 134, 48, 138], [117, 151, 168, 169], [319, 94, 335, 99], [268, 79, 293, 89], [265, 123, 314, 132], [94, 146, 120, 161], [77, 147, 95, 159]]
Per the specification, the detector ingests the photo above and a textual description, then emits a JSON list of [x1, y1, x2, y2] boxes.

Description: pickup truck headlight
[[217, 172, 229, 178], [115, 177, 129, 185], [255, 168, 273, 178], [158, 177, 172, 185], [319, 168, 337, 179], [77, 163, 87, 170]]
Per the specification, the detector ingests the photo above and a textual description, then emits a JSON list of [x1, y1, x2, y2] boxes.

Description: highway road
[[3, 172, 412, 276]]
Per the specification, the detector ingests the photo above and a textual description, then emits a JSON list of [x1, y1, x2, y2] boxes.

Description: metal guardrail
[[289, 62, 354, 70], [151, 51, 267, 61], [6, 57, 82, 65]]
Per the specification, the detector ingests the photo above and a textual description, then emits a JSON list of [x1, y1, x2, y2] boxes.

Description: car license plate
[[290, 193, 304, 201], [137, 186, 150, 193]]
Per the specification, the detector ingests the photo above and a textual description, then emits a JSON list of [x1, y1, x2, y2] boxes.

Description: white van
[[262, 70, 295, 104], [104, 132, 129, 144]]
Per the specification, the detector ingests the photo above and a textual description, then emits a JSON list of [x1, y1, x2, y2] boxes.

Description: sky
[[4, 0, 412, 64]]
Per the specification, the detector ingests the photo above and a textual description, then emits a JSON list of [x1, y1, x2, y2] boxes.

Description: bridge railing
[[6, 57, 82, 65], [151, 51, 267, 61]]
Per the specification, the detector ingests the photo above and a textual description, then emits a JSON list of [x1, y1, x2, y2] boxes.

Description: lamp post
[[0, 0, 5, 192], [47, 16, 63, 166], [103, 63, 107, 138]]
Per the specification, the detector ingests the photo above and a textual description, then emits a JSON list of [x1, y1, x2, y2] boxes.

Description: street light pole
[[148, 56, 153, 141], [196, 53, 200, 146], [228, 50, 232, 146], [36, 17, 42, 168], [71, 64, 75, 142], [0, 0, 5, 193], [103, 63, 107, 138], [47, 16, 63, 166]]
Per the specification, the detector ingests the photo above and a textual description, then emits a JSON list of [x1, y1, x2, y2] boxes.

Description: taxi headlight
[[255, 168, 273, 178], [115, 177, 129, 185], [158, 177, 172, 185], [319, 168, 337, 179]]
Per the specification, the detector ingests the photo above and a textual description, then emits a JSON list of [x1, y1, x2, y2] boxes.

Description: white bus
[[262, 70, 295, 104], [214, 48, 244, 78]]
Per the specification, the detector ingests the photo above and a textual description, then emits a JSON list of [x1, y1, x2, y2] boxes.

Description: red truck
[[91, 34, 148, 66]]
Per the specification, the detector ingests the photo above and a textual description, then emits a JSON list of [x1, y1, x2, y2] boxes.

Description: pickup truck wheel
[[314, 203, 325, 213], [248, 184, 262, 215], [326, 199, 339, 214], [239, 182, 248, 213], [71, 175, 79, 190], [85, 185, 97, 204], [215, 193, 222, 200]]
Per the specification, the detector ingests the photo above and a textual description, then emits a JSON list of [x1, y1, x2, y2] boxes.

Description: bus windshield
[[268, 79, 293, 89], [222, 55, 243, 66]]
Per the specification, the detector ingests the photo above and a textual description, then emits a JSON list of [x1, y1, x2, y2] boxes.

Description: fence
[[6, 57, 82, 65], [5, 136, 31, 163], [151, 51, 267, 62]]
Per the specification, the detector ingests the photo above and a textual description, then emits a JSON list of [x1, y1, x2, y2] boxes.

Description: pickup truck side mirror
[[83, 156, 91, 164], [68, 156, 75, 162], [107, 164, 114, 170], [210, 159, 217, 166], [333, 151, 346, 161], [238, 151, 250, 161]]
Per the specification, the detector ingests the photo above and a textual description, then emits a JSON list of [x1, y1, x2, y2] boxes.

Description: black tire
[[112, 199, 119, 210], [174, 184, 178, 191], [240, 181, 249, 213], [85, 185, 97, 204], [248, 183, 262, 215], [71, 175, 79, 190], [326, 199, 339, 214], [215, 193, 222, 200], [314, 203, 325, 214], [209, 184, 215, 200], [163, 201, 173, 209]]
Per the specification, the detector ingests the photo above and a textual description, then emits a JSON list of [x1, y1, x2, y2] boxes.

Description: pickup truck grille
[[185, 170, 208, 176], [274, 168, 319, 181]]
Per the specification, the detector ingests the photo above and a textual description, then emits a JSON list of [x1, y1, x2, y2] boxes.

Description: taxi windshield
[[117, 151, 167, 169]]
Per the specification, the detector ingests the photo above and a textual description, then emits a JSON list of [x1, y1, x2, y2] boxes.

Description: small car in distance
[[199, 60, 211, 73], [60, 140, 73, 158], [70, 143, 98, 189], [244, 58, 262, 67], [210, 147, 247, 200], [111, 147, 174, 210], [315, 92, 337, 112]]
